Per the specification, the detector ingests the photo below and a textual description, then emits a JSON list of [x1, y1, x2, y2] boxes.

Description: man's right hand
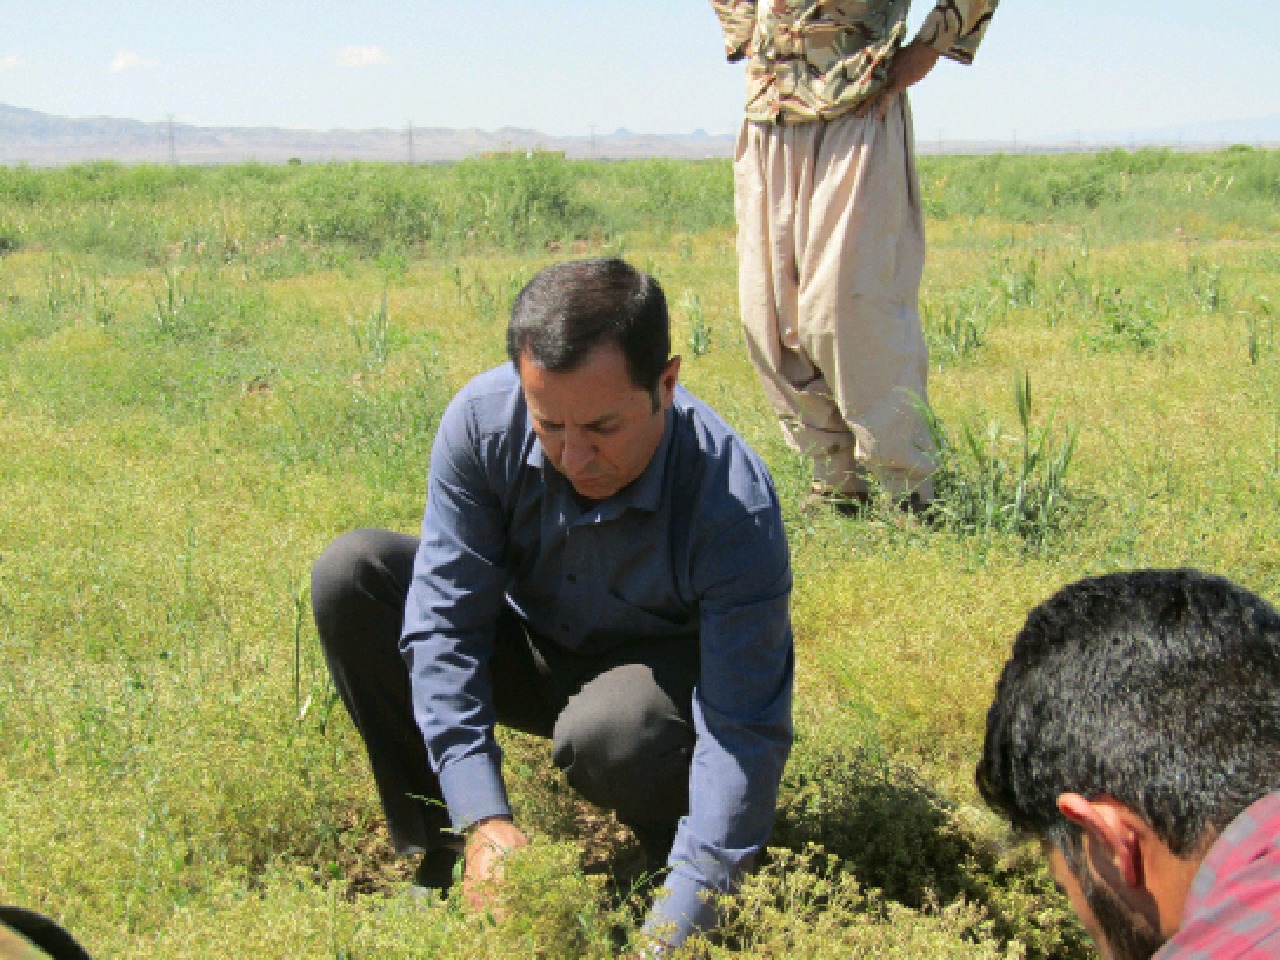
[[856, 40, 942, 121], [462, 816, 529, 914]]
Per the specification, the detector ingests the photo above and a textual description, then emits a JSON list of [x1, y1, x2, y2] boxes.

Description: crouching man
[[978, 569, 1280, 959], [312, 258, 794, 953]]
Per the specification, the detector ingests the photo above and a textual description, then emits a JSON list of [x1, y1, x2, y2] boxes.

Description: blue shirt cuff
[[437, 751, 511, 828]]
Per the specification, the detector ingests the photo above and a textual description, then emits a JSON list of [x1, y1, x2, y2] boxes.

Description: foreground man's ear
[[1057, 793, 1146, 890], [1056, 791, 1202, 940]]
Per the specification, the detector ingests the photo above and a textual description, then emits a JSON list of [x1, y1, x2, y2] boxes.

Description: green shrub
[[924, 287, 989, 368], [708, 847, 1013, 959], [767, 744, 1090, 960], [923, 375, 1079, 548], [1077, 287, 1168, 351]]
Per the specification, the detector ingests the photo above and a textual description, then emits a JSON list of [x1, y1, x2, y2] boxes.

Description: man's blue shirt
[[401, 362, 794, 943]]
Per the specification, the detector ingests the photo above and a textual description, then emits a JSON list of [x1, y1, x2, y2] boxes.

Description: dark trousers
[[311, 528, 697, 859]]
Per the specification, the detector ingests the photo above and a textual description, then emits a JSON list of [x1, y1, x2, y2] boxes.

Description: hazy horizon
[[3, 1, 1278, 146]]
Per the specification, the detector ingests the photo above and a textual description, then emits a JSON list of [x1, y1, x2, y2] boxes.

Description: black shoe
[[411, 847, 460, 899], [801, 484, 871, 517]]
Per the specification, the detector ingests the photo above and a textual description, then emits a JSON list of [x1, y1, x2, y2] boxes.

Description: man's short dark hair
[[506, 258, 671, 397], [977, 568, 1280, 857]]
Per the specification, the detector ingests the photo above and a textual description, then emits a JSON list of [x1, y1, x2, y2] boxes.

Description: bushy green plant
[[1245, 295, 1274, 364], [352, 285, 393, 370], [493, 842, 625, 959], [284, 163, 440, 252], [450, 265, 530, 325], [1186, 256, 1225, 313], [627, 159, 734, 235], [150, 266, 264, 343], [922, 374, 1079, 548], [1077, 287, 1168, 351], [768, 743, 1090, 960], [988, 251, 1040, 310], [919, 147, 1280, 236], [773, 744, 977, 908], [452, 152, 583, 249], [680, 290, 714, 358], [924, 287, 989, 368], [706, 847, 1018, 960], [0, 222, 19, 254]]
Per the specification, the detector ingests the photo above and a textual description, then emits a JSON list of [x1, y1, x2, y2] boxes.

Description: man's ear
[[658, 355, 681, 408], [1057, 793, 1146, 891]]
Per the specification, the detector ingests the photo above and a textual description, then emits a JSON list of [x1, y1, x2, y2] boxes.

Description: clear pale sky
[[3, 1, 1277, 143]]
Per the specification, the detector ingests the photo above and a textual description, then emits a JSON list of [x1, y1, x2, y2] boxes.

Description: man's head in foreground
[[507, 257, 680, 500], [977, 569, 1280, 960]]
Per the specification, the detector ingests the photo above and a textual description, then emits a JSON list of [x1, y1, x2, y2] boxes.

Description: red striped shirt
[[1159, 791, 1280, 958]]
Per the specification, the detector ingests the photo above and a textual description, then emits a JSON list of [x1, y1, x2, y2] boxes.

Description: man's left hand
[[856, 41, 942, 121]]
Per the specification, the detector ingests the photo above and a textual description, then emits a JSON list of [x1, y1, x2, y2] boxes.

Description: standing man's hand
[[462, 816, 528, 915], [856, 40, 942, 121]]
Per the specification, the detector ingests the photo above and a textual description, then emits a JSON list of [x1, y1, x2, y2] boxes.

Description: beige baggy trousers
[[733, 94, 935, 499]]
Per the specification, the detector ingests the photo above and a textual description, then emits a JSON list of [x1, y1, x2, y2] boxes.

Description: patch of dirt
[[319, 813, 409, 900]]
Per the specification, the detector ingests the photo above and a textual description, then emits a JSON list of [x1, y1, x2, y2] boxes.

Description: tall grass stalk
[[923, 374, 1078, 547], [680, 290, 713, 358], [924, 290, 988, 368], [352, 284, 391, 370]]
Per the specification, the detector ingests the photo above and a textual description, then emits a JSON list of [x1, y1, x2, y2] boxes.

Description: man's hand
[[856, 41, 942, 121], [462, 816, 528, 915]]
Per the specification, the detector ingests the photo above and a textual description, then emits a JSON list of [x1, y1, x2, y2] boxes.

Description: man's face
[[1045, 846, 1168, 960], [518, 344, 679, 501]]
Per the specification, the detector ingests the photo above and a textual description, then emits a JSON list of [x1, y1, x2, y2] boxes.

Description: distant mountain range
[[1106, 114, 1280, 147], [2, 103, 1276, 167], [0, 103, 736, 166]]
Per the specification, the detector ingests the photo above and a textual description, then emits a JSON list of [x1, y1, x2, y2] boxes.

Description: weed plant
[[352, 285, 392, 370], [1077, 286, 1169, 352], [923, 375, 1078, 548], [710, 850, 1019, 960], [1245, 295, 1274, 364], [924, 286, 989, 368], [679, 290, 714, 358]]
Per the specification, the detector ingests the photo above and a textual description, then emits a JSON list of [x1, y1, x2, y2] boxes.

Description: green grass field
[[2, 147, 1278, 958]]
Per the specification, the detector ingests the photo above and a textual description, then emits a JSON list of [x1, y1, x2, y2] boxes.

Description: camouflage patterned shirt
[[710, 0, 998, 123]]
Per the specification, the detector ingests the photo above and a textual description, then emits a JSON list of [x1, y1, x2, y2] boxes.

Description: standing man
[[711, 0, 998, 506], [312, 258, 793, 953], [978, 569, 1280, 959]]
